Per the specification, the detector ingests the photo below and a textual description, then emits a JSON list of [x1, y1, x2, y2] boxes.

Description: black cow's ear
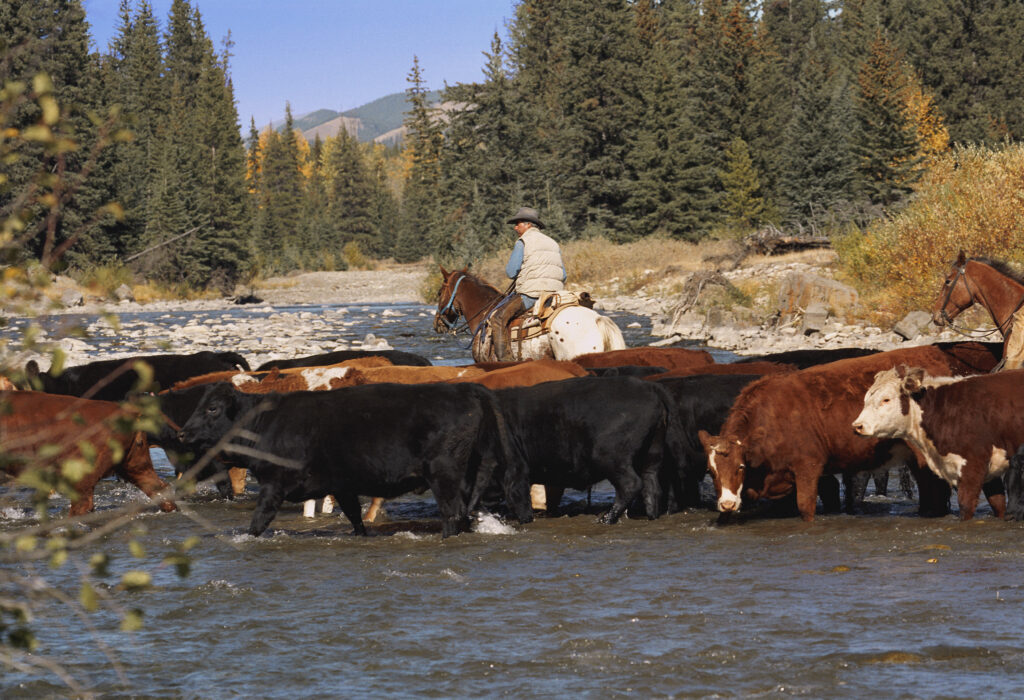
[[25, 360, 39, 378]]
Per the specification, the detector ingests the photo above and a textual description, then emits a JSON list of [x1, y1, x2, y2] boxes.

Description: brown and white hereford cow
[[697, 344, 991, 521], [852, 366, 1024, 519]]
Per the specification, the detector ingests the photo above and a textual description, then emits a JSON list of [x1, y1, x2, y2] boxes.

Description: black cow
[[1005, 444, 1024, 521], [177, 382, 531, 537], [494, 376, 686, 523], [587, 365, 667, 378], [256, 349, 431, 371], [651, 374, 764, 511], [734, 347, 878, 369], [25, 351, 250, 401]]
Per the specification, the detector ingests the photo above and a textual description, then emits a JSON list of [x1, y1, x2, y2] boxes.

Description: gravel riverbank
[[5, 260, 977, 370]]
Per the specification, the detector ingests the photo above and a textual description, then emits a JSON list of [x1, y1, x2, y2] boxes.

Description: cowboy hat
[[506, 206, 544, 228]]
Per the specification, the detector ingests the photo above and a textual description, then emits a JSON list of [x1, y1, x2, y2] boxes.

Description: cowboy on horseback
[[489, 206, 567, 361]]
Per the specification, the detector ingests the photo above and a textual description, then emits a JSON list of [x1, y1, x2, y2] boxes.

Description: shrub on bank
[[837, 143, 1024, 320]]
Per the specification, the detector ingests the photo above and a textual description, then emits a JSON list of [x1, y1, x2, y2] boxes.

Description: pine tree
[[190, 28, 250, 291], [323, 126, 376, 257], [719, 137, 767, 229], [259, 104, 305, 269], [396, 56, 441, 263], [102, 0, 166, 262], [780, 44, 857, 227], [626, 0, 716, 240], [438, 32, 527, 263], [690, 0, 776, 224], [300, 134, 336, 267], [0, 0, 110, 268], [366, 145, 400, 260], [893, 0, 1024, 143], [852, 31, 921, 207]]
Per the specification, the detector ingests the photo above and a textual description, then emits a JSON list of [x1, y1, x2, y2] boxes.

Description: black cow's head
[[177, 382, 254, 463]]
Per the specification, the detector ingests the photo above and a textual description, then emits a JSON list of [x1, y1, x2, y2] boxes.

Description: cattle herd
[[3, 340, 1024, 536]]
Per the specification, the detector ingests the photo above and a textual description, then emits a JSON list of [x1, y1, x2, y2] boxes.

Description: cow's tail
[[471, 388, 533, 525], [598, 314, 627, 350], [652, 382, 690, 516]]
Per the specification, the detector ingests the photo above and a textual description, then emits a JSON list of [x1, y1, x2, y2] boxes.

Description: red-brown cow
[[1, 391, 176, 515], [448, 358, 588, 389], [697, 345, 989, 521], [853, 366, 1023, 519], [646, 360, 795, 380], [573, 347, 714, 371]]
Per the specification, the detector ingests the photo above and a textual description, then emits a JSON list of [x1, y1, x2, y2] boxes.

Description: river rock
[[113, 284, 135, 302], [60, 289, 84, 307], [801, 302, 829, 335], [892, 310, 934, 340], [777, 272, 859, 318]]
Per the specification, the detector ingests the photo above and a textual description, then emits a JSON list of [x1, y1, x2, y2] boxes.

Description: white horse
[[433, 267, 626, 362]]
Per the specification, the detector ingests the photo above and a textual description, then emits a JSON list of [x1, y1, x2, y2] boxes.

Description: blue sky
[[83, 0, 517, 128]]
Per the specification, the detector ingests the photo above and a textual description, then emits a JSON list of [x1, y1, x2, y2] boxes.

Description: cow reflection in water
[[176, 382, 532, 537]]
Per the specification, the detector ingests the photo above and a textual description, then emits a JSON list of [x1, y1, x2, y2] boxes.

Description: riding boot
[[490, 296, 524, 361], [491, 322, 509, 361]]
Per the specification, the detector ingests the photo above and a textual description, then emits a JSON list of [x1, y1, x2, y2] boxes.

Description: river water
[[3, 303, 1023, 698]]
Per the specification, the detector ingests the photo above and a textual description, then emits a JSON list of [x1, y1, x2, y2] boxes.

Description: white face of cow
[[853, 368, 910, 439], [699, 430, 745, 513]]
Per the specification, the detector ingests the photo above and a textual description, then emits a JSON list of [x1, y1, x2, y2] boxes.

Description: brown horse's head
[[434, 266, 465, 333], [931, 250, 973, 326]]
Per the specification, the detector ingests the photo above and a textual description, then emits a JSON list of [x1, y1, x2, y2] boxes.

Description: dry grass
[[472, 236, 740, 297]]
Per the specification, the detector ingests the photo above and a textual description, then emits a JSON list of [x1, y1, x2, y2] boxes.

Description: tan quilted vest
[[516, 226, 565, 298]]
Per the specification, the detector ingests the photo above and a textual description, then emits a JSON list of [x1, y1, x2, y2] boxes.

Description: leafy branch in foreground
[[0, 71, 231, 694]]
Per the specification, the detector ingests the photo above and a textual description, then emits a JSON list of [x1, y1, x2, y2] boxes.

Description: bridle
[[435, 273, 468, 331]]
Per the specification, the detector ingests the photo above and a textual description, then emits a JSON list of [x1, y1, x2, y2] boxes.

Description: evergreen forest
[[4, 0, 1024, 292]]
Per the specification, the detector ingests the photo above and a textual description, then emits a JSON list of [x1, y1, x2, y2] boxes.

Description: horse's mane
[[454, 268, 501, 295], [970, 257, 1024, 285]]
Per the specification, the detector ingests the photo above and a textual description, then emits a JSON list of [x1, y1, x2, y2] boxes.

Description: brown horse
[[433, 266, 626, 362], [932, 251, 1024, 368]]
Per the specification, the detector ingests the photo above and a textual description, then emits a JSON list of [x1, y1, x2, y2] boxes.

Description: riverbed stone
[[801, 302, 830, 335], [778, 272, 859, 317], [892, 310, 934, 340], [113, 284, 134, 302], [60, 289, 84, 307]]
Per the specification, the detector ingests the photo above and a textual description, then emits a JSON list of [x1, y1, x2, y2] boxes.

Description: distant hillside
[[292, 109, 339, 132], [271, 90, 442, 145]]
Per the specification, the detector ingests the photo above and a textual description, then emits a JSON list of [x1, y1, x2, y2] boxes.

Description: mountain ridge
[[266, 90, 442, 146]]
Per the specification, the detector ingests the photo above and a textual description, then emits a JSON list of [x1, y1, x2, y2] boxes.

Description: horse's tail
[[597, 315, 627, 351]]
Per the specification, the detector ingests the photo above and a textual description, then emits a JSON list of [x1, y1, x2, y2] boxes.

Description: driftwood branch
[[743, 225, 831, 256], [123, 226, 200, 263]]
